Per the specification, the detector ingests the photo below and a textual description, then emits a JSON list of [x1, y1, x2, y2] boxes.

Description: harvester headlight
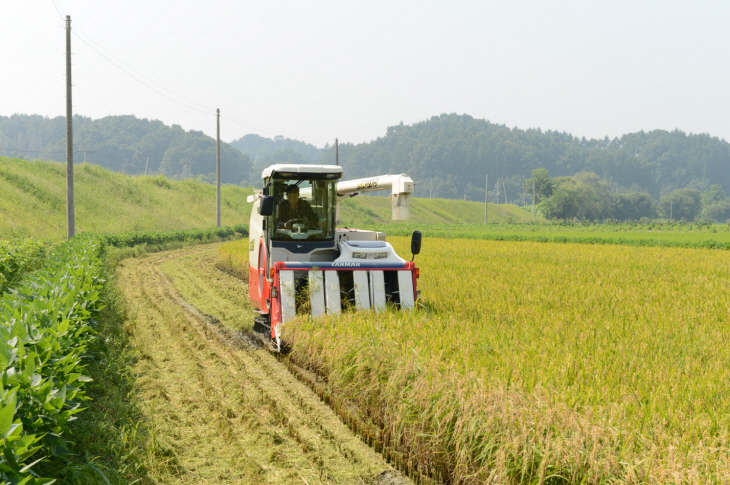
[[352, 252, 368, 259], [374, 252, 388, 259]]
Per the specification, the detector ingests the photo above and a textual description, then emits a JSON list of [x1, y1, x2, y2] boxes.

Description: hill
[[0, 114, 251, 185], [233, 114, 730, 204], [321, 114, 730, 202], [7, 112, 730, 206], [0, 157, 527, 241]]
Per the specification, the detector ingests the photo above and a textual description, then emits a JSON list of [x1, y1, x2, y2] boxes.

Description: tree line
[[526, 168, 730, 222], [0, 114, 251, 185], [5, 112, 730, 221]]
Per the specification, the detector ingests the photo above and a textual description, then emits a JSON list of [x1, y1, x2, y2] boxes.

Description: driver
[[277, 184, 318, 229]]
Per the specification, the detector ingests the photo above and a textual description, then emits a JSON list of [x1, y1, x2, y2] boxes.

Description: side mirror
[[259, 196, 274, 216], [411, 230, 422, 258]]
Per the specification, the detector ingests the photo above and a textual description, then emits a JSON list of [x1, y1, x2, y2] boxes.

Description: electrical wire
[[0, 147, 66, 154], [49, 0, 331, 147]]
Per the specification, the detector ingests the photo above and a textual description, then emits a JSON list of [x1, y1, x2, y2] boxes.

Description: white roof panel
[[261, 164, 343, 179]]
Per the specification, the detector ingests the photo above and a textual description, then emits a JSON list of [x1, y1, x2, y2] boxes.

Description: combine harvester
[[247, 164, 422, 351]]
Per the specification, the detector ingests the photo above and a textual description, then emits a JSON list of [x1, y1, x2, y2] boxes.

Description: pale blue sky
[[3, 1, 729, 146]]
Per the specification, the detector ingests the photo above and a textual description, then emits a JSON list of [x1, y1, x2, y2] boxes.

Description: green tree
[[701, 184, 727, 206], [525, 168, 554, 203], [539, 188, 578, 219], [611, 193, 656, 220], [702, 200, 730, 222], [658, 188, 701, 221]]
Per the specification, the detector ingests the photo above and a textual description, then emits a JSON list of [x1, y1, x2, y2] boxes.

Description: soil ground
[[116, 243, 411, 485]]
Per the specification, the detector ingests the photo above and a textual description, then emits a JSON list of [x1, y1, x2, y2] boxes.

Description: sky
[[3, 1, 730, 147]]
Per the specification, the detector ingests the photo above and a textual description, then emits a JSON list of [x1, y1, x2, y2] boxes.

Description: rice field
[[280, 237, 730, 484], [361, 222, 730, 249]]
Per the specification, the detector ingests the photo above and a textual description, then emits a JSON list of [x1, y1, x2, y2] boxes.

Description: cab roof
[[261, 164, 343, 179]]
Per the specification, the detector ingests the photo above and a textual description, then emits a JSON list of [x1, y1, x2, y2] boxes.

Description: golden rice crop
[[217, 238, 249, 281], [286, 237, 730, 484]]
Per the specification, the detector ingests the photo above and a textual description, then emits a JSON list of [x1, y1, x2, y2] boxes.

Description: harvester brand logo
[[332, 262, 361, 267], [249, 239, 255, 251], [356, 180, 378, 189]]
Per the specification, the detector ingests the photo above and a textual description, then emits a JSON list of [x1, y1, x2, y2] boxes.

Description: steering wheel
[[285, 218, 305, 227]]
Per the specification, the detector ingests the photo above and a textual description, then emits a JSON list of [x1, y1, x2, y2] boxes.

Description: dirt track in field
[[117, 244, 410, 485]]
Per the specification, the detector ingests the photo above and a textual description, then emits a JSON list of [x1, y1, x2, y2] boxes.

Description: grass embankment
[[283, 237, 730, 484], [0, 157, 254, 240], [338, 195, 533, 225], [1, 156, 533, 240]]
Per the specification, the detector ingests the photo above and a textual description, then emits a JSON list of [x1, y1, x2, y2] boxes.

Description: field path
[[116, 243, 409, 485]]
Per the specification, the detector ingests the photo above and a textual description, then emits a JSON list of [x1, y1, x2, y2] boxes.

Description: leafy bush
[[0, 236, 104, 483], [0, 239, 48, 296], [96, 224, 247, 248]]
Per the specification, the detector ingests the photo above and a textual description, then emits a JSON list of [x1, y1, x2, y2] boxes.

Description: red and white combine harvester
[[247, 164, 422, 351]]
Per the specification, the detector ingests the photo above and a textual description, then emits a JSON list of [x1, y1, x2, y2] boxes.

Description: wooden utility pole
[[65, 15, 75, 240], [144, 157, 149, 176], [76, 149, 94, 163], [502, 175, 507, 204], [216, 109, 221, 227], [532, 181, 536, 222], [522, 174, 525, 207], [484, 175, 488, 224], [335, 138, 339, 165]]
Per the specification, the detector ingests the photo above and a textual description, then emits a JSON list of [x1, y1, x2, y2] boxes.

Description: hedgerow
[[0, 235, 104, 484], [0, 239, 48, 296], [97, 224, 247, 248]]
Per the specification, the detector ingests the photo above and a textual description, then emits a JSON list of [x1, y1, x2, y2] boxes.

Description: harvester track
[[117, 244, 411, 485]]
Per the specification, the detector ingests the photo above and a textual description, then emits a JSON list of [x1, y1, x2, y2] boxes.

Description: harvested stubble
[[284, 237, 730, 484]]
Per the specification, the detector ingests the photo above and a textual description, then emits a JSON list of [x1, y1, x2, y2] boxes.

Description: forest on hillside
[[231, 114, 730, 219], [4, 112, 730, 221], [0, 114, 251, 185], [319, 114, 730, 205]]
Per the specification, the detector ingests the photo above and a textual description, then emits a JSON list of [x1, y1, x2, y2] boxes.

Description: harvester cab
[[247, 164, 421, 351]]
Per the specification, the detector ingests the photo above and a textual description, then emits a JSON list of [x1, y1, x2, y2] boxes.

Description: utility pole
[[670, 200, 673, 220], [144, 157, 149, 176], [216, 108, 221, 227], [484, 175, 488, 224], [335, 138, 339, 165], [65, 15, 75, 240], [75, 149, 94, 163], [502, 175, 508, 204], [532, 181, 536, 222], [522, 174, 525, 207]]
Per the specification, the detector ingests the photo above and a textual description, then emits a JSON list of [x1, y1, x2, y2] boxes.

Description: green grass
[[338, 195, 535, 225], [0, 157, 254, 240], [361, 221, 730, 249], [2, 156, 534, 242]]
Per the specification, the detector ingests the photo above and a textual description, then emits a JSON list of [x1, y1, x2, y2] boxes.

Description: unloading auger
[[246, 164, 422, 351]]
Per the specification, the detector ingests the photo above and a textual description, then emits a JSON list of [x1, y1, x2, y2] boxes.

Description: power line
[[0, 147, 66, 154], [71, 33, 214, 117], [50, 2, 330, 147], [49, 0, 65, 21]]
